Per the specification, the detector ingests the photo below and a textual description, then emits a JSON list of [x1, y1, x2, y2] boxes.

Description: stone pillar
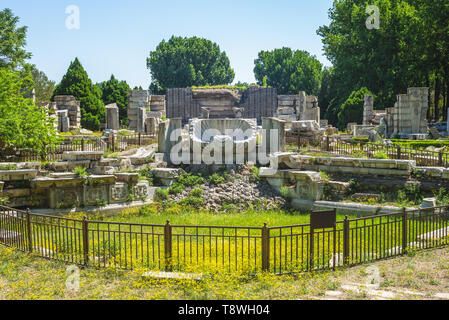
[[105, 103, 119, 130], [297, 91, 306, 116], [363, 95, 374, 125], [137, 107, 147, 133], [57, 110, 70, 132]]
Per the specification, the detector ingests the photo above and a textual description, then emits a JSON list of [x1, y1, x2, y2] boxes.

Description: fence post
[[81, 138, 85, 151], [397, 146, 401, 160], [402, 207, 408, 253], [326, 135, 330, 152], [261, 223, 270, 272], [438, 151, 443, 167], [343, 216, 350, 265], [82, 216, 89, 266], [309, 227, 314, 270], [26, 208, 33, 252], [138, 133, 142, 146], [164, 220, 172, 271]]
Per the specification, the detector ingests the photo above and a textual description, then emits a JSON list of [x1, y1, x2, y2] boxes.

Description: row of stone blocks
[[0, 169, 152, 209]]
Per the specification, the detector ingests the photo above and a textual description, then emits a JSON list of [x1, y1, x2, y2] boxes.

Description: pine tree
[[97, 75, 130, 125], [53, 58, 105, 131]]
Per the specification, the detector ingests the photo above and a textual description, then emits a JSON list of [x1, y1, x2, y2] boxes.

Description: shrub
[[0, 164, 17, 170], [155, 188, 169, 201], [319, 171, 330, 181], [138, 167, 154, 186], [351, 150, 367, 158], [169, 183, 185, 195], [72, 166, 87, 178], [190, 188, 204, 198], [208, 173, 225, 185], [179, 196, 204, 208], [434, 188, 449, 205], [177, 172, 204, 187], [374, 151, 389, 159], [250, 166, 260, 182]]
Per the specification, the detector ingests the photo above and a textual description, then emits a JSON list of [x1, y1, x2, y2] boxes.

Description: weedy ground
[[1, 245, 449, 300]]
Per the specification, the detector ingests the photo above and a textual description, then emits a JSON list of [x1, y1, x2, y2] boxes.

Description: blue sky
[[4, 0, 333, 88]]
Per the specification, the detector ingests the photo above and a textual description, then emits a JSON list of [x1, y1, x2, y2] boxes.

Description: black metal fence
[[1, 205, 448, 274], [294, 136, 449, 167]]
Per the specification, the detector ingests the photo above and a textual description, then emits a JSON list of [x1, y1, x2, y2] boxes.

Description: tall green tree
[[147, 36, 235, 94], [0, 8, 31, 69], [253, 47, 323, 95], [0, 68, 58, 153], [28, 64, 55, 105], [337, 87, 374, 129], [97, 75, 131, 125], [53, 58, 105, 131], [317, 0, 424, 112]]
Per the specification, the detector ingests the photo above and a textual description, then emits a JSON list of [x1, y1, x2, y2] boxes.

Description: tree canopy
[[254, 47, 323, 95], [0, 8, 31, 69], [147, 36, 235, 94], [97, 75, 130, 125], [0, 68, 58, 152], [337, 87, 374, 129], [317, 0, 449, 123], [53, 58, 105, 131]]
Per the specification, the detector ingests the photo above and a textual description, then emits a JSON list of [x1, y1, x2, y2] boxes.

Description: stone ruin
[[127, 90, 165, 135], [357, 88, 429, 140], [276, 91, 320, 124], [105, 103, 119, 131], [385, 87, 429, 139], [53, 95, 81, 132], [157, 115, 286, 165], [0, 148, 157, 211]]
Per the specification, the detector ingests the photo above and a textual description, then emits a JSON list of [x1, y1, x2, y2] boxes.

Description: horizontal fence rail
[[293, 135, 449, 167], [1, 205, 449, 274]]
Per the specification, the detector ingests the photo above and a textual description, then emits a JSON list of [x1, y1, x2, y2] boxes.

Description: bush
[[177, 172, 204, 187], [337, 87, 374, 130], [250, 167, 260, 182], [351, 150, 367, 158], [0, 164, 17, 170], [169, 183, 185, 195], [208, 173, 225, 185], [434, 188, 449, 205], [190, 188, 204, 198], [72, 166, 87, 178], [155, 188, 169, 201], [138, 167, 154, 186], [374, 151, 389, 159], [179, 196, 204, 208]]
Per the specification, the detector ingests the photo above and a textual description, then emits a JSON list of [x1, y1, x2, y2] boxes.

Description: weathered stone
[[151, 168, 180, 186], [105, 103, 119, 130], [62, 151, 104, 161], [0, 169, 38, 181], [47, 160, 90, 172], [115, 172, 139, 184]]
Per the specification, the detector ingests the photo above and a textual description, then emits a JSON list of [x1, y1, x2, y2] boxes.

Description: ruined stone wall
[[241, 87, 278, 123], [54, 95, 81, 130], [128, 90, 166, 132], [166, 87, 278, 124], [396, 87, 428, 136]]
